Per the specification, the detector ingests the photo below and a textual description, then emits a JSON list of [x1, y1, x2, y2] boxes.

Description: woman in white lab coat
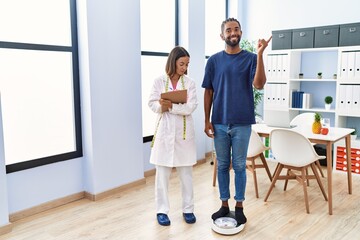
[[148, 46, 198, 226]]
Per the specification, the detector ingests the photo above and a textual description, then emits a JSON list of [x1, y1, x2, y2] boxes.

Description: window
[[0, 0, 82, 172], [140, 0, 177, 142], [205, 0, 227, 57]]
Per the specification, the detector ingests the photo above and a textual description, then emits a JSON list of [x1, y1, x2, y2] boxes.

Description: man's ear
[[220, 33, 225, 40]]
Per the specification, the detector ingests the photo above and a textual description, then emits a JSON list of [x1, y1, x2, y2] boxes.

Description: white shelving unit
[[264, 46, 360, 174]]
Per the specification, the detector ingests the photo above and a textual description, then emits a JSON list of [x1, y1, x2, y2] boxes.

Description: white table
[[252, 123, 354, 215]]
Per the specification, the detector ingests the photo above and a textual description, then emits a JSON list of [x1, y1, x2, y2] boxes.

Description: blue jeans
[[213, 124, 251, 202]]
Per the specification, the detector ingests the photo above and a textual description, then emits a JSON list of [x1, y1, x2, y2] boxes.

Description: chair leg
[[301, 167, 310, 214], [315, 160, 325, 177], [284, 169, 290, 191], [260, 153, 272, 182], [310, 163, 328, 201], [264, 164, 283, 202], [250, 158, 259, 198], [272, 163, 280, 179], [212, 158, 217, 187], [306, 168, 310, 186]]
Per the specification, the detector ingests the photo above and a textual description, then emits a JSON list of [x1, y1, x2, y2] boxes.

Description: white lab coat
[[148, 74, 198, 167]]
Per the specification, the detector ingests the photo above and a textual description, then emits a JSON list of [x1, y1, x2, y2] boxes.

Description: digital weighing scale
[[211, 211, 245, 235]]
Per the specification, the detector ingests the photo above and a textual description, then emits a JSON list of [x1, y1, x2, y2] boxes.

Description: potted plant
[[324, 96, 333, 110], [333, 73, 337, 79], [240, 39, 263, 118], [299, 73, 304, 79], [317, 72, 322, 79]]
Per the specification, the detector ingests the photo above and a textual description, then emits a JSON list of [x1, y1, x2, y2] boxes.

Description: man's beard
[[225, 36, 240, 47]]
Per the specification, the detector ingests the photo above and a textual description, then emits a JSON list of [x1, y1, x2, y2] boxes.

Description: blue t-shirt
[[202, 50, 257, 124]]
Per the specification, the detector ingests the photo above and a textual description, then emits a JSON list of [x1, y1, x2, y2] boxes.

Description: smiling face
[[221, 20, 242, 47]]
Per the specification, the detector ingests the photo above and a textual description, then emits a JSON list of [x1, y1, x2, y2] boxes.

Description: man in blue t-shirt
[[202, 17, 271, 226]]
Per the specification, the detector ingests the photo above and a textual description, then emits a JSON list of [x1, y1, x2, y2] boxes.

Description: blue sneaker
[[183, 213, 196, 224], [157, 213, 170, 226]]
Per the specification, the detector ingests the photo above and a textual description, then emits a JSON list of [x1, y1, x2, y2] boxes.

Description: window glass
[[0, 0, 81, 172], [140, 0, 175, 139], [0, 0, 71, 46], [205, 0, 226, 56], [141, 55, 167, 137], [0, 49, 76, 165], [140, 0, 175, 52]]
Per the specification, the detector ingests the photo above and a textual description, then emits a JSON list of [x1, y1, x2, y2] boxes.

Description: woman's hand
[[159, 99, 172, 112]]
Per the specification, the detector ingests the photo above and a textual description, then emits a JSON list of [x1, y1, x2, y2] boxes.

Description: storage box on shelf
[[272, 29, 292, 50], [292, 28, 315, 49], [314, 25, 339, 48], [339, 23, 360, 47], [334, 139, 360, 175]]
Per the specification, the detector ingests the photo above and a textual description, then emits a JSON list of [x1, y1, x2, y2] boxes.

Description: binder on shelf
[[341, 52, 348, 79], [302, 93, 312, 109], [355, 52, 360, 79], [272, 84, 277, 106], [338, 85, 346, 110], [281, 54, 289, 79], [271, 55, 277, 78], [291, 90, 304, 108], [264, 84, 271, 105], [278, 55, 284, 79], [298, 91, 304, 108], [348, 52, 356, 78], [266, 55, 273, 78], [353, 85, 360, 111], [281, 84, 288, 107], [292, 90, 297, 108], [276, 84, 282, 105], [345, 85, 353, 110]]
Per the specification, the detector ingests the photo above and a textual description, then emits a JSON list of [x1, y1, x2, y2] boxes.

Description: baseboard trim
[[205, 151, 213, 158], [0, 223, 13, 235], [144, 168, 156, 178], [9, 192, 85, 222], [85, 178, 146, 201], [195, 158, 206, 166]]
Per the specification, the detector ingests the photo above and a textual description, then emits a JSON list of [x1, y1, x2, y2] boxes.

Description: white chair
[[290, 113, 325, 178], [290, 112, 315, 128], [213, 130, 273, 198], [246, 129, 273, 198], [264, 129, 328, 214]]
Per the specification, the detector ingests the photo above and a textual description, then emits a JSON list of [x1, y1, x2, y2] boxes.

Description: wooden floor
[[1, 159, 360, 240]]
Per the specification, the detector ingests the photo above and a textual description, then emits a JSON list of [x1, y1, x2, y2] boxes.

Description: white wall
[[0, 101, 9, 227], [81, 0, 144, 194], [242, 0, 360, 43]]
